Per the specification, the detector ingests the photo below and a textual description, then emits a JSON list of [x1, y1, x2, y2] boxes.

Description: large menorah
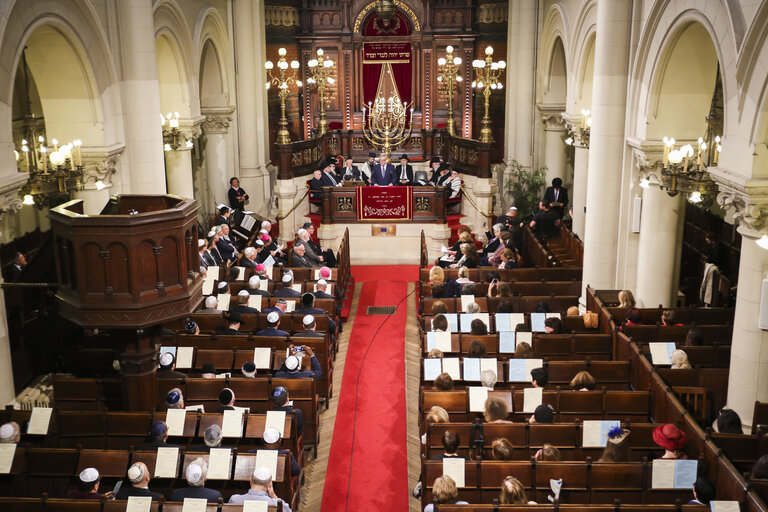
[[361, 95, 414, 158]]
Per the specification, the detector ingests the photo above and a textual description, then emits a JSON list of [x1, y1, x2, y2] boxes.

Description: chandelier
[[374, 0, 397, 24], [17, 136, 86, 208]]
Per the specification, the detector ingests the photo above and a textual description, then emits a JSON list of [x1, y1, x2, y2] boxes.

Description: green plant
[[504, 161, 547, 219]]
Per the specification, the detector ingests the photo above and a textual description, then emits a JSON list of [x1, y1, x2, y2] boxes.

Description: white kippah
[[186, 463, 203, 483], [0, 423, 15, 441], [208, 229, 216, 238], [253, 466, 272, 481], [238, 290, 249, 297], [127, 464, 144, 483], [317, 279, 327, 286], [303, 314, 314, 326], [256, 239, 264, 246], [261, 221, 270, 228], [267, 312, 279, 323], [259, 229, 268, 234], [282, 274, 292, 283], [159, 352, 174, 366], [218, 281, 228, 290], [263, 427, 280, 444], [297, 229, 307, 236], [205, 296, 217, 308], [285, 355, 300, 371], [79, 467, 99, 483], [197, 239, 206, 248], [249, 276, 259, 287]]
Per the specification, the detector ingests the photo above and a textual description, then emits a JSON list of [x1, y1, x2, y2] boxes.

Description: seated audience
[[275, 346, 322, 379], [530, 404, 554, 424], [434, 372, 454, 391], [137, 421, 177, 450], [500, 476, 536, 505], [487, 232, 510, 267], [661, 309, 683, 326], [158, 352, 187, 380], [461, 283, 477, 296], [497, 300, 514, 313], [170, 458, 222, 503], [468, 339, 488, 356], [256, 311, 289, 337], [623, 308, 642, 327], [230, 290, 259, 315], [544, 316, 563, 334], [228, 466, 292, 511], [535, 443, 562, 461], [218, 388, 236, 412], [275, 273, 301, 298], [427, 348, 444, 359], [424, 475, 467, 512], [670, 349, 692, 369], [492, 438, 514, 460], [241, 361, 257, 378], [530, 367, 548, 388], [166, 388, 185, 409], [497, 248, 518, 269], [216, 311, 246, 336], [464, 302, 481, 314], [570, 370, 596, 391], [425, 406, 450, 425], [199, 295, 220, 314], [250, 427, 300, 477], [0, 421, 20, 444], [514, 341, 533, 358], [295, 292, 337, 333], [685, 327, 703, 346], [429, 266, 445, 284], [484, 396, 510, 423], [271, 386, 303, 437], [455, 266, 473, 284], [190, 424, 225, 452], [599, 426, 630, 462], [431, 300, 448, 315], [618, 289, 636, 308], [481, 369, 497, 390], [653, 424, 687, 459], [716, 409, 743, 434], [470, 318, 488, 335], [116, 462, 164, 500], [430, 430, 465, 460], [66, 468, 107, 499], [300, 315, 325, 337], [432, 314, 449, 332], [688, 476, 715, 505], [201, 363, 217, 379]]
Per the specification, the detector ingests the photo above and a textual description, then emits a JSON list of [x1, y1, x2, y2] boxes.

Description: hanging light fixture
[[374, 0, 397, 24]]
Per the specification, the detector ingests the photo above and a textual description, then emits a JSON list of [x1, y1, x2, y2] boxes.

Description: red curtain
[[391, 61, 412, 108], [363, 62, 382, 107]]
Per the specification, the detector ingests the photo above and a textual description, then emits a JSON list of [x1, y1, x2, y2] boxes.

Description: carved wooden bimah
[[49, 195, 203, 410]]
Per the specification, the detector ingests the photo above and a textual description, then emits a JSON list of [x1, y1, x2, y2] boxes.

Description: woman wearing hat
[[599, 426, 631, 462], [653, 424, 688, 459]]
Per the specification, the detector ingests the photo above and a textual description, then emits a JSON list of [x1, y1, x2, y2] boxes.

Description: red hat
[[653, 424, 687, 451]]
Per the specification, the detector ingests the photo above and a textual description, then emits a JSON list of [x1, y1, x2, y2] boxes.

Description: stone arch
[[538, 4, 570, 105], [627, 4, 737, 142], [154, 0, 198, 118], [194, 8, 233, 109], [567, 0, 597, 114], [352, 0, 422, 34]]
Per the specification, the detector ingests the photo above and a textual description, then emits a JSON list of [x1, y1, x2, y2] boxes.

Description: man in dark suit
[[295, 293, 336, 333], [228, 177, 249, 211], [215, 312, 246, 336], [302, 222, 337, 267], [255, 311, 289, 336], [341, 156, 368, 184], [275, 345, 323, 379], [157, 353, 187, 380], [297, 314, 326, 337], [230, 290, 260, 315], [371, 154, 396, 186], [274, 273, 302, 298], [309, 169, 324, 192], [543, 177, 568, 218], [395, 154, 414, 186], [427, 157, 443, 184], [218, 388, 236, 412], [169, 458, 222, 503], [247, 274, 270, 297], [136, 421, 179, 450], [261, 298, 287, 316], [215, 225, 237, 263], [320, 157, 341, 187], [214, 205, 231, 226], [271, 386, 304, 437], [313, 279, 334, 300], [291, 243, 316, 268], [6, 252, 25, 282], [435, 163, 452, 186], [115, 462, 165, 500]]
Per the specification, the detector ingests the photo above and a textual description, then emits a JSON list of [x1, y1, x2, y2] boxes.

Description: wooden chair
[[753, 401, 768, 434]]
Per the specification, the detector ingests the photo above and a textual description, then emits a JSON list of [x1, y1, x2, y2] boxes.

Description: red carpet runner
[[320, 266, 416, 512]]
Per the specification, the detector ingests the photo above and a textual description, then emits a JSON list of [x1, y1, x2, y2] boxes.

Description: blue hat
[[184, 320, 198, 334], [271, 386, 288, 405], [150, 421, 167, 437], [166, 390, 181, 405]]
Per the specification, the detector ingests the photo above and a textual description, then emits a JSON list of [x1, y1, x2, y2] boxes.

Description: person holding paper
[[66, 468, 111, 499], [274, 273, 301, 298], [228, 177, 249, 211], [115, 462, 164, 500], [275, 346, 322, 380], [230, 290, 260, 316], [484, 396, 511, 423], [271, 387, 303, 437], [688, 477, 715, 505], [295, 293, 337, 333], [137, 421, 178, 450], [0, 422, 20, 444], [256, 311, 289, 337], [247, 427, 300, 477], [218, 388, 236, 412], [169, 458, 222, 503], [653, 424, 688, 459], [228, 466, 292, 510], [598, 426, 630, 462], [198, 296, 221, 315], [215, 311, 246, 336], [423, 475, 467, 512], [165, 388, 184, 409], [157, 352, 187, 380], [299, 315, 325, 337]]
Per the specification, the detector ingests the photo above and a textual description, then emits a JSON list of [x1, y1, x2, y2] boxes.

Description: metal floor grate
[[366, 306, 397, 315]]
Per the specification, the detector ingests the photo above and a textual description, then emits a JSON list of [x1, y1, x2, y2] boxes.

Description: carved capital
[[711, 167, 768, 234], [201, 107, 236, 135], [81, 145, 124, 189], [477, 2, 507, 24]]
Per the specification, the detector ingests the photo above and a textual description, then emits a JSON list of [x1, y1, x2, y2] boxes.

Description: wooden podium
[[49, 195, 203, 410], [321, 185, 447, 223]]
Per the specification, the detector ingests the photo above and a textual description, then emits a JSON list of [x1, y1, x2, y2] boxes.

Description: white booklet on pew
[[441, 357, 461, 380], [253, 347, 271, 369], [649, 342, 677, 365], [27, 407, 53, 435], [285, 300, 297, 313], [248, 295, 262, 311], [499, 332, 517, 354], [202, 278, 215, 296], [460, 295, 475, 312], [207, 266, 220, 281], [460, 313, 490, 333], [530, 313, 547, 332], [207, 448, 232, 479], [516, 332, 533, 345], [182, 498, 207, 512], [165, 408, 187, 436], [255, 449, 278, 481], [468, 386, 489, 412], [243, 502, 269, 512], [651, 459, 698, 488], [126, 496, 152, 512], [426, 331, 452, 352], [0, 444, 16, 473], [176, 347, 194, 369], [154, 446, 179, 477], [443, 457, 465, 487], [495, 313, 526, 332], [217, 293, 231, 311], [434, 313, 458, 333], [265, 410, 286, 436], [423, 359, 442, 381], [710, 502, 741, 512], [222, 409, 245, 438], [582, 420, 621, 447], [463, 358, 497, 381], [508, 358, 544, 382], [235, 267, 246, 281], [522, 387, 543, 413]]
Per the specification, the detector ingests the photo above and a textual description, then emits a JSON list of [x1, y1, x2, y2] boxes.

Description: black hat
[[271, 386, 288, 406], [430, 156, 441, 164], [534, 404, 554, 423], [219, 388, 234, 405], [399, 154, 409, 161], [301, 292, 315, 306], [368, 151, 377, 158], [323, 156, 336, 169], [201, 363, 216, 374]]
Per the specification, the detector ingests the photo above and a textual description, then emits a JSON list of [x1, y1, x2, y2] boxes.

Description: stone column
[[117, 0, 166, 193], [580, 0, 631, 302], [541, 113, 567, 186], [571, 143, 589, 237], [635, 184, 685, 307], [501, 0, 536, 208], [0, 191, 21, 405], [201, 108, 235, 211], [275, 179, 306, 246], [164, 147, 195, 199], [725, 226, 768, 430], [234, 0, 273, 218]]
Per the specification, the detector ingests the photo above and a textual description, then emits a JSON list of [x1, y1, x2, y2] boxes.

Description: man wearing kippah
[[228, 466, 292, 510], [116, 462, 164, 500], [157, 352, 187, 380], [271, 386, 303, 437], [275, 345, 322, 380], [298, 315, 324, 338], [247, 427, 300, 477], [137, 421, 178, 451], [170, 457, 222, 502], [312, 279, 334, 300], [247, 273, 270, 298], [255, 311, 289, 337], [0, 421, 21, 444], [274, 273, 301, 298], [165, 388, 185, 410], [230, 290, 259, 316], [66, 467, 112, 499], [190, 424, 226, 453], [295, 293, 336, 333]]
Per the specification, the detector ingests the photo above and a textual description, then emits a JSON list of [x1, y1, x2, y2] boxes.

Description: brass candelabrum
[[565, 109, 592, 148], [307, 49, 336, 136], [437, 45, 463, 136], [161, 112, 194, 151], [265, 48, 302, 145], [361, 95, 414, 158], [17, 136, 85, 208], [471, 46, 506, 144]]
